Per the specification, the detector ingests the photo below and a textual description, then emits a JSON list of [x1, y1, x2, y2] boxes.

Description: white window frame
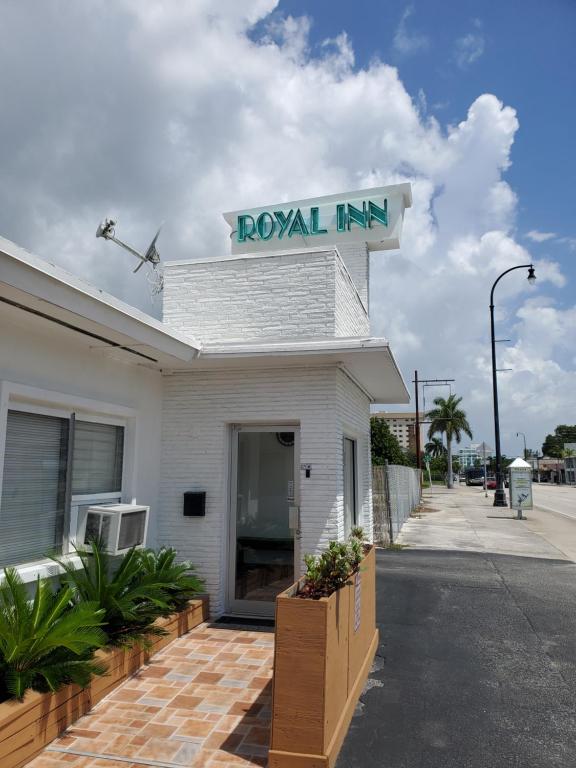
[[0, 380, 137, 583], [343, 436, 358, 538], [342, 423, 367, 535]]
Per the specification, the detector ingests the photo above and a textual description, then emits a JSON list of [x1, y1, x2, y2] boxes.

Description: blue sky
[[276, 0, 576, 300], [271, 0, 576, 454]]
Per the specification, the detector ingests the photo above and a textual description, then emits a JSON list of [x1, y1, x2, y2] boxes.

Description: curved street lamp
[[490, 265, 536, 507], [516, 431, 527, 461]]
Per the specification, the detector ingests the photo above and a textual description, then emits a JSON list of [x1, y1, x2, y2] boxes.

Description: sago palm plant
[[426, 394, 473, 489], [0, 569, 106, 700], [137, 548, 204, 614], [54, 542, 172, 648]]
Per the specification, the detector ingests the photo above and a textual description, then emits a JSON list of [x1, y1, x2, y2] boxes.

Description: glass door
[[228, 426, 299, 616]]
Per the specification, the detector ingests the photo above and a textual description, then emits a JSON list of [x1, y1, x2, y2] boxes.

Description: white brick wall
[[159, 364, 371, 616], [335, 368, 373, 542], [336, 242, 369, 312], [162, 249, 367, 343], [335, 258, 369, 337]]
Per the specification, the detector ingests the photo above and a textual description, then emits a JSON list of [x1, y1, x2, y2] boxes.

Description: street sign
[[508, 457, 533, 519]]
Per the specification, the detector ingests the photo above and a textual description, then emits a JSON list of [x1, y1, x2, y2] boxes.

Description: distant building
[[371, 411, 424, 452], [458, 443, 493, 469], [458, 446, 481, 469], [537, 458, 565, 484]]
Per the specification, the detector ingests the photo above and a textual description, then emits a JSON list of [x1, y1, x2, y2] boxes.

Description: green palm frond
[[0, 569, 106, 700], [52, 541, 201, 646], [425, 437, 446, 458], [426, 394, 473, 443], [137, 548, 204, 614]]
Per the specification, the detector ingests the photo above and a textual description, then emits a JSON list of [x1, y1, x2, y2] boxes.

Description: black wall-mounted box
[[183, 491, 206, 517]]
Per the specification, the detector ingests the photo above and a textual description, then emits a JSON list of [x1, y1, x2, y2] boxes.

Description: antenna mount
[[96, 218, 163, 278]]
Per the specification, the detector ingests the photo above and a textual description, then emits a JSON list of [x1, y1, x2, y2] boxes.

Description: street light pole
[[490, 264, 536, 507], [414, 370, 421, 479], [516, 431, 527, 461]]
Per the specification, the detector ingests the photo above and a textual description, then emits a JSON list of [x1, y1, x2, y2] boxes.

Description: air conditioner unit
[[77, 504, 149, 555]]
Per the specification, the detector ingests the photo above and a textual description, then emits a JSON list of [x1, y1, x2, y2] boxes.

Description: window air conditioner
[[77, 504, 149, 555]]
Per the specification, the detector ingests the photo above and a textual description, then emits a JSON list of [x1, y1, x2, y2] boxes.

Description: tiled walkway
[[27, 623, 274, 768]]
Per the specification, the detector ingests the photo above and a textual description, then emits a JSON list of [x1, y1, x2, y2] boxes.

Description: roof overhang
[[171, 337, 410, 404], [0, 236, 199, 368]]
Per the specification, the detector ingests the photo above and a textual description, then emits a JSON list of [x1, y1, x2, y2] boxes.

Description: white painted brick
[[162, 249, 368, 342], [159, 365, 372, 616], [336, 243, 369, 312], [336, 369, 373, 541]]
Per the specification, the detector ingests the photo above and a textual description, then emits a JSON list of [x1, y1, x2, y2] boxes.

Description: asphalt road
[[532, 484, 576, 520], [337, 548, 576, 768]]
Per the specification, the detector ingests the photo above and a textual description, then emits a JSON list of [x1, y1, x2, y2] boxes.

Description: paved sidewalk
[[337, 486, 576, 768], [27, 624, 273, 768], [397, 485, 570, 560]]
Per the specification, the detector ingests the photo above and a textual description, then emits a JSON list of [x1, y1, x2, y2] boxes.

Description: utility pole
[[414, 370, 421, 476], [413, 373, 455, 487]]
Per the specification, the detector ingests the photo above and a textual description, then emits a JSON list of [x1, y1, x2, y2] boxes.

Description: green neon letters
[[236, 199, 388, 243]]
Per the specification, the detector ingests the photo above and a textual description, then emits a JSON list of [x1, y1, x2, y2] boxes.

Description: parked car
[[465, 468, 485, 486], [486, 477, 497, 490]]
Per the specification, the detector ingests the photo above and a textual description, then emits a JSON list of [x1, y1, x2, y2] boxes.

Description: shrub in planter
[[137, 547, 204, 615], [54, 542, 173, 648], [270, 531, 377, 768], [299, 529, 367, 599], [0, 569, 106, 701], [54, 542, 205, 648]]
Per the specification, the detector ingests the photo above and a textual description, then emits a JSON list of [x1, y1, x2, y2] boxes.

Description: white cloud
[[526, 230, 557, 242], [392, 6, 430, 56], [558, 236, 576, 252], [0, 1, 572, 455], [454, 28, 485, 69]]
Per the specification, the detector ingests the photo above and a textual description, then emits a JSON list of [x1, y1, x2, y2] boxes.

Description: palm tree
[[424, 437, 446, 459], [426, 394, 473, 489]]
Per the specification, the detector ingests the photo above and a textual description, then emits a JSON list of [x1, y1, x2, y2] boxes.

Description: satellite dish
[[96, 218, 164, 279], [134, 225, 162, 273]]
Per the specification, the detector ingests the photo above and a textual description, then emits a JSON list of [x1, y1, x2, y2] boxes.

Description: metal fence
[[372, 462, 421, 545]]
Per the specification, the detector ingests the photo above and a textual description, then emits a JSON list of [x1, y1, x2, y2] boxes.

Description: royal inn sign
[[223, 183, 412, 254]]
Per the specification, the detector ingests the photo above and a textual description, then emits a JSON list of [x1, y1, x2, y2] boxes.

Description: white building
[[0, 184, 411, 616], [458, 446, 481, 469], [371, 411, 424, 452]]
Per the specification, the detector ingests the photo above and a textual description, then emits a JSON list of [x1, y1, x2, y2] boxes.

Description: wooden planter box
[[0, 597, 208, 768], [270, 546, 378, 768]]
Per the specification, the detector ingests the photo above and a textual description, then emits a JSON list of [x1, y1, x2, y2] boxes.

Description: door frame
[[227, 424, 300, 617]]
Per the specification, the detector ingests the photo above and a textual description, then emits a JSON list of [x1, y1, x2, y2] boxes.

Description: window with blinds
[[0, 411, 69, 567], [0, 411, 125, 568], [72, 421, 124, 495]]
